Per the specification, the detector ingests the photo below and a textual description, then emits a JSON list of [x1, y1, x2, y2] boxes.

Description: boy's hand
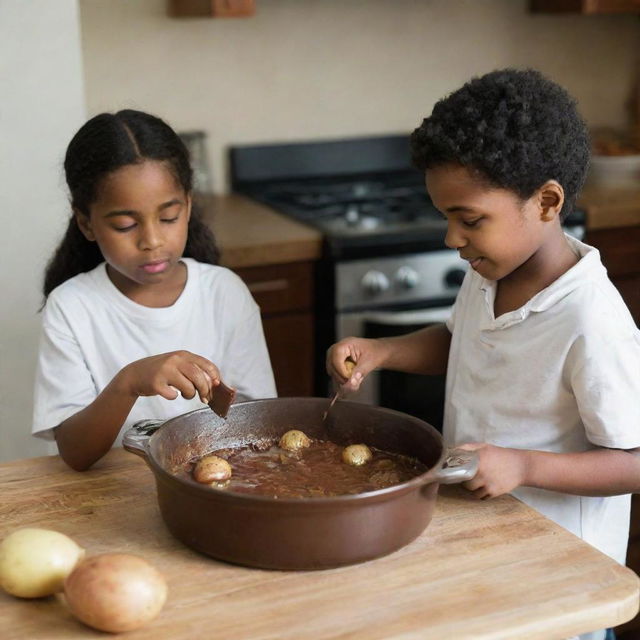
[[326, 337, 390, 392], [118, 351, 221, 404], [457, 443, 529, 499]]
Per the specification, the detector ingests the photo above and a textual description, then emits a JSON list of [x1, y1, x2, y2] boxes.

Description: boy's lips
[[462, 256, 483, 270], [140, 259, 170, 274]]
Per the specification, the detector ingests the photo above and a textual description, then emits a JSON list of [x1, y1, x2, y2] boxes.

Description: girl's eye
[[114, 223, 136, 232], [462, 218, 481, 228], [161, 216, 179, 224]]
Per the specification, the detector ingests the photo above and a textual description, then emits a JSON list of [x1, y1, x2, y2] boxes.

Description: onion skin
[[0, 528, 84, 598], [64, 553, 167, 633]]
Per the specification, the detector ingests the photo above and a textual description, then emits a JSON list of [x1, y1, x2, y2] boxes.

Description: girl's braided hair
[[43, 110, 219, 299]]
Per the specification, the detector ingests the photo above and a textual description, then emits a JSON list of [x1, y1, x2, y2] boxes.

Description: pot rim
[[141, 399, 447, 506]]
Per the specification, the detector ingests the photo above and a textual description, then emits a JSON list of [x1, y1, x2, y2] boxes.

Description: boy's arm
[[378, 323, 452, 375], [329, 323, 452, 388], [459, 443, 640, 499]]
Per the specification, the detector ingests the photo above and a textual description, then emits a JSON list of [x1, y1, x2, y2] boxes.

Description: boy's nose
[[444, 223, 466, 250]]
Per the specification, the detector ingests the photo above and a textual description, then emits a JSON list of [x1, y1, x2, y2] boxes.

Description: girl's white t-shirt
[[32, 258, 277, 445], [444, 235, 640, 564]]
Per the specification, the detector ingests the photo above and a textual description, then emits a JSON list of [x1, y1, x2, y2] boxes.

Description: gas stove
[[230, 134, 584, 260], [230, 135, 449, 259]]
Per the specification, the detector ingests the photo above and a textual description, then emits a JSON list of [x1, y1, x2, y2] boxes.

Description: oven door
[[336, 305, 452, 432]]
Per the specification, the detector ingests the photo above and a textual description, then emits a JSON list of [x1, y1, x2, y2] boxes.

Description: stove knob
[[362, 270, 390, 296], [444, 268, 466, 289], [395, 266, 419, 290]]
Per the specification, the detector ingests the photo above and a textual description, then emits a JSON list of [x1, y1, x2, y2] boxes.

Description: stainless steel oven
[[334, 250, 466, 431]]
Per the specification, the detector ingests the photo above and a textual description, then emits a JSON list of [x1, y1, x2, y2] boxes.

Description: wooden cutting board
[[0, 448, 638, 639]]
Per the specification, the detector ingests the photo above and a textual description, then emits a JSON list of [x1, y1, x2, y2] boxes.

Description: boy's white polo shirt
[[444, 235, 640, 563]]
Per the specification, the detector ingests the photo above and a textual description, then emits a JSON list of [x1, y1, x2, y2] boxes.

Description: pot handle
[[122, 420, 164, 459], [433, 448, 479, 485]]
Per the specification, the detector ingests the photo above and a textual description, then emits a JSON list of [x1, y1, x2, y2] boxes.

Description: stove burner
[[253, 174, 444, 242]]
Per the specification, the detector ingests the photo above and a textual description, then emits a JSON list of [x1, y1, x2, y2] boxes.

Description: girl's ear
[[185, 193, 192, 223], [74, 210, 96, 241], [538, 181, 564, 222]]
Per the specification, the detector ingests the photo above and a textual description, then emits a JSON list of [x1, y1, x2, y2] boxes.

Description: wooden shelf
[[530, 0, 640, 13], [168, 0, 255, 18]]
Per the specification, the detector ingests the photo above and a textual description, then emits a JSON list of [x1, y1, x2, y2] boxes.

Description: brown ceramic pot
[[123, 397, 477, 570]]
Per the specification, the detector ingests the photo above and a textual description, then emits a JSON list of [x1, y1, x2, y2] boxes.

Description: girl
[[33, 110, 276, 471]]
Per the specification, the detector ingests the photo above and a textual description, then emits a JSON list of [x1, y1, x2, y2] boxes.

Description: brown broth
[[180, 438, 428, 498]]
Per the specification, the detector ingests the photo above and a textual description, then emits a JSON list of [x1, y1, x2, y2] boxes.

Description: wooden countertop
[[579, 184, 640, 230], [197, 194, 323, 269], [1, 449, 638, 639]]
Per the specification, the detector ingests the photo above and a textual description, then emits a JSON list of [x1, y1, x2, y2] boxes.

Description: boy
[[327, 69, 640, 631]]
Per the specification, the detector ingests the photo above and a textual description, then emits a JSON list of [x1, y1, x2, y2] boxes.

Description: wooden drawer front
[[613, 275, 640, 326], [262, 313, 314, 397], [586, 227, 640, 278], [235, 262, 313, 314]]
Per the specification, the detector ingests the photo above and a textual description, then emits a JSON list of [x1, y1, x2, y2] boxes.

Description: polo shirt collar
[[477, 235, 603, 329]]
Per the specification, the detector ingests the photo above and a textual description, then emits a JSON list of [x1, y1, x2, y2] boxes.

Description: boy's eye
[[462, 218, 481, 228]]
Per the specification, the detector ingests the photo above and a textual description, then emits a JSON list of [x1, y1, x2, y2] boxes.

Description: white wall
[[80, 0, 640, 192], [0, 0, 86, 461], [1, 0, 638, 462]]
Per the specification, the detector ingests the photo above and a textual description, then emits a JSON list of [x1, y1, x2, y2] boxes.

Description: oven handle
[[360, 306, 452, 327]]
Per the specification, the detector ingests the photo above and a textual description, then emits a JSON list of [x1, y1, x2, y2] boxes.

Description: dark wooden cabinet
[[585, 225, 640, 325], [618, 495, 640, 637], [168, 0, 255, 17], [234, 260, 315, 397], [585, 225, 640, 638], [530, 0, 640, 13]]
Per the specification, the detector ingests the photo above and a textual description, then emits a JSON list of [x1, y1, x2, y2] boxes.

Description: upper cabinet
[[168, 0, 255, 18], [530, 0, 640, 13]]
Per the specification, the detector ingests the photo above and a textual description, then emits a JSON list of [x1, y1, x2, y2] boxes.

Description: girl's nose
[[138, 222, 164, 251]]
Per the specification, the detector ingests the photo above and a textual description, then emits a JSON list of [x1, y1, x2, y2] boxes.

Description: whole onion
[[64, 553, 167, 633]]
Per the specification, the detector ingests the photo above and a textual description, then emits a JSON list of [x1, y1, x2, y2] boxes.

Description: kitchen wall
[[0, 0, 86, 462], [80, 0, 640, 192], [1, 0, 638, 462]]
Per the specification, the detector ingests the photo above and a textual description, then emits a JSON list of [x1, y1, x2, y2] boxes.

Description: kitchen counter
[[197, 194, 323, 269], [579, 184, 640, 230], [1, 449, 638, 639]]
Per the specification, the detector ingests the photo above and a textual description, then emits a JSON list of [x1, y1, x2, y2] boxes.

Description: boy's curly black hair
[[410, 68, 590, 220]]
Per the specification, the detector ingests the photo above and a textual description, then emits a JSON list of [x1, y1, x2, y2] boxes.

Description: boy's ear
[[75, 210, 96, 241], [538, 181, 564, 221]]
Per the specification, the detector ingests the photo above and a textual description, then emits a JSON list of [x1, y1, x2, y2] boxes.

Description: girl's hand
[[457, 443, 529, 500], [119, 351, 221, 404], [326, 337, 391, 392]]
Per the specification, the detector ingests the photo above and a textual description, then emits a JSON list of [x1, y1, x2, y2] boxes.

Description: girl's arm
[[55, 351, 220, 471], [458, 443, 640, 499], [327, 323, 452, 388]]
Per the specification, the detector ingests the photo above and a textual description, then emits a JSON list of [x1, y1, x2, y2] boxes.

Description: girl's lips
[[468, 258, 483, 270], [141, 260, 169, 274]]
